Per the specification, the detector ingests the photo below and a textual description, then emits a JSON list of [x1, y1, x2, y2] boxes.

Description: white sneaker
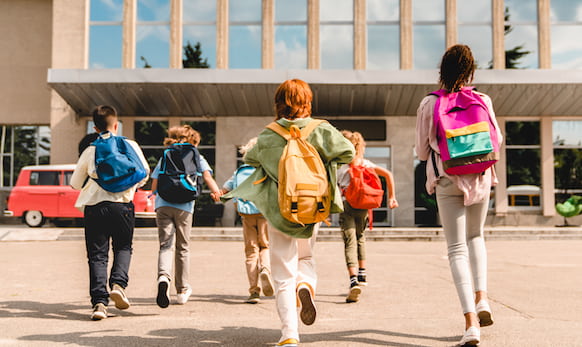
[[297, 283, 316, 326], [156, 276, 170, 308], [459, 326, 480, 346], [259, 268, 274, 297], [476, 300, 494, 327], [176, 286, 192, 305]]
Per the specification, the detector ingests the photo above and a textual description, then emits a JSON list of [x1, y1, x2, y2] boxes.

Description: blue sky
[[89, 0, 582, 70]]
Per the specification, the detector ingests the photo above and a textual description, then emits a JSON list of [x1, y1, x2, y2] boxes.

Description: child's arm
[[374, 166, 399, 209], [203, 171, 222, 202]]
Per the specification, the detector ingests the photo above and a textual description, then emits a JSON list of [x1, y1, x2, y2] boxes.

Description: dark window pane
[[134, 121, 168, 146], [505, 121, 540, 145], [182, 121, 216, 146], [328, 120, 386, 141], [30, 171, 60, 186], [506, 148, 541, 186]]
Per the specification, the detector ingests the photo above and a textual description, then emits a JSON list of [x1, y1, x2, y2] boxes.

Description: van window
[[30, 171, 61, 186], [63, 171, 73, 186]]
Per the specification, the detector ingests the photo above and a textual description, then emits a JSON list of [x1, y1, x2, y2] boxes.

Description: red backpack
[[344, 164, 384, 210]]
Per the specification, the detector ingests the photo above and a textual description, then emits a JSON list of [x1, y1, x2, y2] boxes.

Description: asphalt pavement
[[0, 228, 581, 346]]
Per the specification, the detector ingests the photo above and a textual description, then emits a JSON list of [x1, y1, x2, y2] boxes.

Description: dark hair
[[92, 105, 118, 132], [274, 79, 313, 120], [439, 44, 476, 92], [78, 132, 100, 157]]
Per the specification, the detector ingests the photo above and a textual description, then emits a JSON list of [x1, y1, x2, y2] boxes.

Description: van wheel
[[24, 210, 45, 227]]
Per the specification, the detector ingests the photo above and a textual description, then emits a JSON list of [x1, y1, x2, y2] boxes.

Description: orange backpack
[[266, 120, 330, 226]]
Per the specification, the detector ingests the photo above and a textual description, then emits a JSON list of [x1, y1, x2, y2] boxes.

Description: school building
[[2, 0, 582, 227]]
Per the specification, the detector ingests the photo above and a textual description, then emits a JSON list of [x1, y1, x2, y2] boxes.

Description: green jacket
[[222, 117, 355, 238]]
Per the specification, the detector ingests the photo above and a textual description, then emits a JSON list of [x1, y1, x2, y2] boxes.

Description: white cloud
[[367, 0, 399, 21], [320, 25, 353, 68], [275, 37, 306, 69], [183, 0, 216, 21], [136, 25, 170, 43], [320, 0, 352, 21]]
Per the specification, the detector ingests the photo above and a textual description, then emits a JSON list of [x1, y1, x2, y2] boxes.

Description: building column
[[50, 0, 90, 164], [354, 0, 366, 70], [122, 0, 136, 69], [262, 0, 274, 69], [400, 0, 412, 70], [307, 0, 320, 69], [538, 0, 551, 69], [494, 118, 508, 215], [540, 117, 555, 216], [216, 0, 229, 69], [491, 0, 505, 69], [170, 0, 183, 69], [445, 0, 457, 48]]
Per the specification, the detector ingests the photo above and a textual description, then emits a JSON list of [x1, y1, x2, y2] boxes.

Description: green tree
[[183, 41, 210, 68], [489, 7, 532, 69], [140, 56, 152, 68]]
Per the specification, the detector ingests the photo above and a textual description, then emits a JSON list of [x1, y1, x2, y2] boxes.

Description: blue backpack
[[157, 143, 203, 203], [233, 164, 261, 215], [92, 132, 148, 193]]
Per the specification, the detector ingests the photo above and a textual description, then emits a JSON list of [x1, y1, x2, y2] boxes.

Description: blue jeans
[[84, 201, 135, 306]]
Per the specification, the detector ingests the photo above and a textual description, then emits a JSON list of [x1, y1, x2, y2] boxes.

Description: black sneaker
[[357, 275, 367, 287], [156, 276, 170, 308], [346, 281, 362, 303]]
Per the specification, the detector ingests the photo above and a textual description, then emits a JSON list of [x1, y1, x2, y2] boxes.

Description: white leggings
[[436, 177, 489, 314]]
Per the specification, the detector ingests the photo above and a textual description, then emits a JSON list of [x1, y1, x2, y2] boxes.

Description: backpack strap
[[300, 119, 327, 139], [266, 119, 327, 140], [266, 122, 291, 139]]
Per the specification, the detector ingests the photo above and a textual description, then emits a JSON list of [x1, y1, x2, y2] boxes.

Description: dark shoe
[[297, 283, 316, 325], [245, 292, 260, 304], [357, 275, 367, 287], [156, 276, 170, 308], [91, 303, 107, 320], [346, 284, 362, 303], [110, 284, 130, 310], [476, 300, 494, 327]]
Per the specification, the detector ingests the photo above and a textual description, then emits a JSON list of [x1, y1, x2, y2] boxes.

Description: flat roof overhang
[[48, 69, 582, 118]]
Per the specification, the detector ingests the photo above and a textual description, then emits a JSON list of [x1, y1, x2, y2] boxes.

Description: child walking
[[218, 137, 274, 304], [71, 105, 150, 320], [151, 125, 221, 308], [222, 79, 354, 347], [337, 130, 398, 303], [416, 44, 501, 346]]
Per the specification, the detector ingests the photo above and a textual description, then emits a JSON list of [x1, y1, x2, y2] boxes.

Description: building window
[[89, 0, 123, 68], [0, 126, 50, 187], [320, 0, 354, 69], [553, 120, 582, 203], [229, 0, 262, 69], [550, 0, 582, 69], [458, 0, 492, 69], [134, 120, 169, 169], [506, 121, 541, 208], [504, 0, 538, 69], [183, 0, 216, 68], [136, 0, 170, 68], [366, 0, 399, 70], [413, 0, 445, 69], [275, 0, 308, 69]]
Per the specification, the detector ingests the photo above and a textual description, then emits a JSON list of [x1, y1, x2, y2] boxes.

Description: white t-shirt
[[337, 159, 377, 191]]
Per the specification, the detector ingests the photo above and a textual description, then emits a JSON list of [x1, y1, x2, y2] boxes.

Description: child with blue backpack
[[71, 105, 150, 321], [218, 137, 274, 304], [150, 125, 222, 308]]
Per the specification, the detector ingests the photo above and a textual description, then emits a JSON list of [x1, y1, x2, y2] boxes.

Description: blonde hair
[[274, 79, 313, 120], [239, 137, 257, 156], [341, 130, 366, 161], [163, 125, 201, 147]]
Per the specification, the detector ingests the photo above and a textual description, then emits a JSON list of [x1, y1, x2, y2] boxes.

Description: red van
[[4, 164, 155, 227]]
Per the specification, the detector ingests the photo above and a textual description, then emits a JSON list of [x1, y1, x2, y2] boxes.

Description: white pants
[[436, 177, 489, 314], [268, 223, 319, 342]]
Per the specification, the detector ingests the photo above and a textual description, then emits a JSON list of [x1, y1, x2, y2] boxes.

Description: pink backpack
[[430, 87, 499, 175]]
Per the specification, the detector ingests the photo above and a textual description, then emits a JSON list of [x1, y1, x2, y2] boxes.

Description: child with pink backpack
[[416, 44, 502, 346]]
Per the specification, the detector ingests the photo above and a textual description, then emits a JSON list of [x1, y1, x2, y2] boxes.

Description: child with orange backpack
[[337, 130, 398, 303]]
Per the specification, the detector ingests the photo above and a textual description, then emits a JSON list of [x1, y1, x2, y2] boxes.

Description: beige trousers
[[241, 214, 270, 294]]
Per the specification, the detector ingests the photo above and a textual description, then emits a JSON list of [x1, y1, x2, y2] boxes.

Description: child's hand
[[388, 198, 399, 209], [210, 190, 223, 202]]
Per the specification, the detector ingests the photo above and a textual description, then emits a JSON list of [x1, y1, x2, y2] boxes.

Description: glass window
[[275, 0, 307, 69], [229, 0, 262, 68], [320, 0, 353, 69], [89, 0, 123, 68], [505, 0, 538, 69], [553, 121, 582, 204], [138, 0, 169, 22], [367, 0, 399, 70], [0, 126, 50, 187], [136, 25, 170, 68], [134, 121, 169, 169], [413, 0, 445, 69], [458, 0, 492, 69], [550, 0, 582, 69], [230, 0, 262, 22], [506, 121, 541, 207], [30, 171, 60, 186], [183, 0, 216, 68]]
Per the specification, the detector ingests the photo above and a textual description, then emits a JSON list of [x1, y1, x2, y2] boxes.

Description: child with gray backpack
[[217, 137, 274, 304]]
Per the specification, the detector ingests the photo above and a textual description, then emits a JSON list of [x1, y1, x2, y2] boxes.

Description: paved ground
[[0, 235, 581, 346]]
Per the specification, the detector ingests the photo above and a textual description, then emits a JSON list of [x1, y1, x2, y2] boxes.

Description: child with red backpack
[[337, 130, 398, 303], [218, 137, 274, 305], [416, 44, 502, 346]]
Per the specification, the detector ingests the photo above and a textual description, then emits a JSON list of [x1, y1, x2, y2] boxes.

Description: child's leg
[[339, 211, 358, 275], [257, 216, 270, 271], [242, 215, 261, 294], [174, 209, 193, 292], [156, 207, 176, 282], [84, 204, 111, 307]]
